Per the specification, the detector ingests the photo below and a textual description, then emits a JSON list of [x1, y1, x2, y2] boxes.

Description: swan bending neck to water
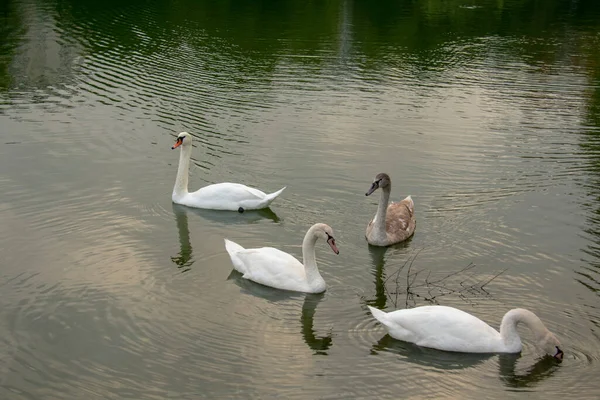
[[171, 132, 285, 211], [368, 305, 563, 360], [365, 172, 415, 246], [224, 223, 339, 293]]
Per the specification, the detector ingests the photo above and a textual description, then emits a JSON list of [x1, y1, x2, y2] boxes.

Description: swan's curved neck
[[301, 228, 324, 284], [373, 186, 391, 238], [499, 308, 549, 347], [173, 145, 192, 199]]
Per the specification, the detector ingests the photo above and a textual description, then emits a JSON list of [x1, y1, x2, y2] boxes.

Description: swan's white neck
[[372, 186, 391, 241], [301, 227, 325, 287], [499, 308, 549, 350], [173, 144, 192, 200]]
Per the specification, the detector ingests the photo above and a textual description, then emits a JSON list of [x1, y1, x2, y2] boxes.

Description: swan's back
[[188, 183, 263, 208], [224, 240, 310, 291], [386, 196, 416, 242], [369, 305, 503, 353], [181, 183, 285, 210]]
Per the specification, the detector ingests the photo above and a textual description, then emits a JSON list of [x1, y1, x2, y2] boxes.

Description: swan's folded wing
[[391, 306, 500, 352], [387, 201, 413, 232], [238, 185, 269, 199], [235, 247, 307, 290], [193, 183, 266, 201]]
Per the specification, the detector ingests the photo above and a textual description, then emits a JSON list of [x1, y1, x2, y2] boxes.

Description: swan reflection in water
[[365, 239, 414, 310], [498, 352, 561, 388], [371, 327, 561, 387], [170, 203, 280, 272], [227, 270, 332, 355]]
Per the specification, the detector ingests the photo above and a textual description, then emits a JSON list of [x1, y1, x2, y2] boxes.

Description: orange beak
[[171, 138, 182, 149]]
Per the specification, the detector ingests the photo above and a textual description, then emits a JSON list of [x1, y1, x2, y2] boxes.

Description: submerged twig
[[384, 251, 506, 308]]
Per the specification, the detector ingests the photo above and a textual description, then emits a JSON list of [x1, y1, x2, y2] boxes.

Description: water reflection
[[171, 204, 194, 272], [171, 203, 280, 272], [372, 335, 560, 387], [366, 245, 389, 309], [364, 241, 414, 309], [301, 293, 332, 355], [498, 353, 561, 389], [174, 203, 280, 226], [227, 272, 332, 355], [226, 269, 298, 301], [371, 334, 491, 370]]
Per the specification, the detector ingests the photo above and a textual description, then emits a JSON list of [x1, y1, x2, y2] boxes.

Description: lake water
[[1, 0, 600, 398]]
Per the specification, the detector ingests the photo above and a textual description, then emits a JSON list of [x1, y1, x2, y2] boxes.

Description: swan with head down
[[368, 305, 563, 360], [224, 223, 339, 293], [171, 132, 285, 211], [365, 173, 415, 246]]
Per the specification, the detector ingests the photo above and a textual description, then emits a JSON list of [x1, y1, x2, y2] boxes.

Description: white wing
[[234, 247, 309, 291], [382, 306, 502, 353], [191, 183, 266, 202]]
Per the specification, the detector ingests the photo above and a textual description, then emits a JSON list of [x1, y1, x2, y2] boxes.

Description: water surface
[[2, 0, 600, 398]]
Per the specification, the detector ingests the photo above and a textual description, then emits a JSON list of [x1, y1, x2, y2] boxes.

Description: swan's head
[[172, 132, 192, 149], [539, 331, 563, 361], [313, 223, 339, 255], [366, 173, 391, 196]]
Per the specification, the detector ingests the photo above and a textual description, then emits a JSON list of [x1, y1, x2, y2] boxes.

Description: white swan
[[224, 223, 339, 293], [365, 173, 415, 246], [171, 132, 286, 211], [368, 305, 563, 359]]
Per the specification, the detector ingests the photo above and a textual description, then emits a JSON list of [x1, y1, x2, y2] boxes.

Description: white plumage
[[368, 305, 563, 359], [171, 132, 285, 211]]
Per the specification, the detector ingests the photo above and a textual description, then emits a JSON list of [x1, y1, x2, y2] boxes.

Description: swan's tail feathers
[[368, 306, 390, 326], [262, 186, 286, 206], [224, 239, 247, 274], [224, 239, 245, 254], [403, 195, 414, 214]]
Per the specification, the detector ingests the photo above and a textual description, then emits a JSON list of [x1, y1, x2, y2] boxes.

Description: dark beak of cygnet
[[554, 346, 564, 361], [366, 181, 378, 196]]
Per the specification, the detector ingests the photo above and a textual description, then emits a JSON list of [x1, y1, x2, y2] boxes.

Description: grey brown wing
[[386, 198, 416, 241]]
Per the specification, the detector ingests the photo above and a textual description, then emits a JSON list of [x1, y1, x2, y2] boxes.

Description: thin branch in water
[[480, 268, 509, 289], [382, 249, 506, 308]]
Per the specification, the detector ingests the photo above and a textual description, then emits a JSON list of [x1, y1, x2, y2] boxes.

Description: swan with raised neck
[[171, 131, 286, 211], [365, 172, 415, 246]]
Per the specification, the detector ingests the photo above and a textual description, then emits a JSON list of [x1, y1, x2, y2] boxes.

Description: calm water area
[[1, 0, 600, 398]]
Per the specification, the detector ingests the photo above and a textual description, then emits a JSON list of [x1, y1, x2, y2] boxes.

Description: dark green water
[[1, 0, 600, 398]]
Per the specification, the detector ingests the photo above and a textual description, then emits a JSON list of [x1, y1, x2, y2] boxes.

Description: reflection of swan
[[371, 333, 491, 370], [368, 306, 563, 359], [366, 245, 389, 309], [365, 173, 416, 246], [224, 223, 339, 293], [171, 203, 194, 272], [498, 353, 561, 388], [170, 204, 280, 272], [226, 273, 332, 354], [173, 203, 281, 226], [365, 241, 414, 309], [371, 335, 561, 384], [301, 293, 332, 355], [171, 132, 285, 211]]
